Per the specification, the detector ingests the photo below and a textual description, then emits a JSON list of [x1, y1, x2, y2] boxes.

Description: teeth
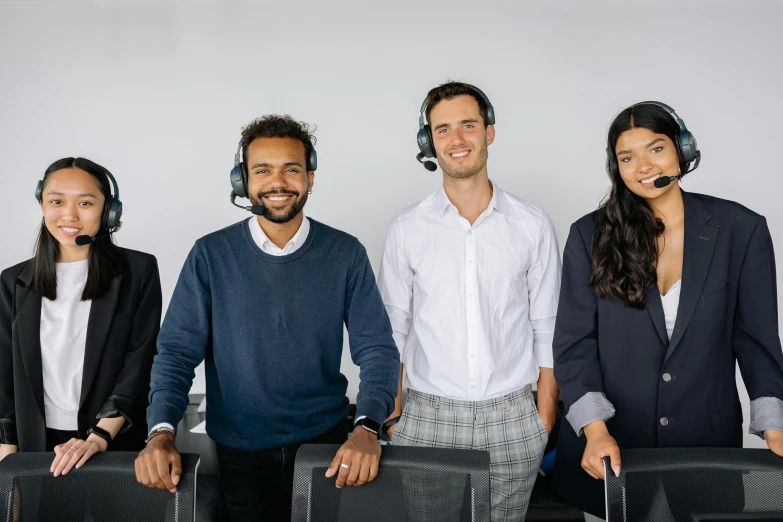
[[640, 174, 662, 185], [61, 227, 79, 233], [450, 151, 469, 158], [267, 196, 290, 201]]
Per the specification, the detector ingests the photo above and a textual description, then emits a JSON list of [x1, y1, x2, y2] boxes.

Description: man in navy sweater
[[134, 115, 400, 521]]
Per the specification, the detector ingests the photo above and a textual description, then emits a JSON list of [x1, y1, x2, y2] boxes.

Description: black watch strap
[[87, 425, 113, 446], [382, 416, 401, 435]]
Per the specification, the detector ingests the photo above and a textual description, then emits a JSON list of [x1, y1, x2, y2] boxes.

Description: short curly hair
[[240, 114, 317, 169]]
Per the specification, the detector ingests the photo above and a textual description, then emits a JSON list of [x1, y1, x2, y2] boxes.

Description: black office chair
[[291, 444, 491, 522], [603, 448, 783, 522], [0, 451, 200, 522]]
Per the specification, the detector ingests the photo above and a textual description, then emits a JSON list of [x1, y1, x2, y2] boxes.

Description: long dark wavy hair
[[33, 158, 124, 301], [589, 104, 691, 309]]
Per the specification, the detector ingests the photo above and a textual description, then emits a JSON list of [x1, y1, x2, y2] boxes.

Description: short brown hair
[[424, 81, 489, 127]]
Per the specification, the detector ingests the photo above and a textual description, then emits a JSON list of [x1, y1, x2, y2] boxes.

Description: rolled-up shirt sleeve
[[377, 217, 414, 358], [528, 213, 561, 369]]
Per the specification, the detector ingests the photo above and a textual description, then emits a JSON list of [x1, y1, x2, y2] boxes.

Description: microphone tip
[[425, 161, 437, 172], [74, 235, 93, 246]]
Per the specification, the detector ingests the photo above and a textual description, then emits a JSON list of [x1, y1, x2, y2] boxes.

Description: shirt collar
[[249, 213, 310, 254], [433, 180, 508, 220]]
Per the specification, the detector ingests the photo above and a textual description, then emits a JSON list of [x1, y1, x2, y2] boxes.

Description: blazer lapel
[[664, 192, 718, 363], [647, 286, 668, 347], [15, 264, 46, 418], [80, 273, 122, 408]]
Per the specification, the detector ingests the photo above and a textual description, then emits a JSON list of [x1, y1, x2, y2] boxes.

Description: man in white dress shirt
[[378, 81, 561, 521]]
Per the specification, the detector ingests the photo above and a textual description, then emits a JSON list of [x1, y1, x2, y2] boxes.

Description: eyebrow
[[616, 138, 665, 156], [249, 161, 304, 169], [432, 118, 481, 132], [46, 191, 98, 198]]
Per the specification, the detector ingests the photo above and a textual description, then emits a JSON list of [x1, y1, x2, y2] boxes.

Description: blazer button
[[660, 417, 669, 426], [663, 373, 672, 382]]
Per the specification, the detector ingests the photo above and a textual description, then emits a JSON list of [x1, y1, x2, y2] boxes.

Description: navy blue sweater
[[147, 218, 399, 451]]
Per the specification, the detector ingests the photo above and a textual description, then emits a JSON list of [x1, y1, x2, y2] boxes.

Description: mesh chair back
[[292, 444, 491, 522], [0, 452, 199, 522], [603, 448, 783, 522]]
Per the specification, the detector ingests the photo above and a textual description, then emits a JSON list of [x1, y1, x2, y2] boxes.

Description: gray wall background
[[1, 0, 781, 448]]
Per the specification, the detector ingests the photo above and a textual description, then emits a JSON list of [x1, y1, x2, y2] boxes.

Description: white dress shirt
[[40, 259, 91, 430], [378, 183, 561, 401], [150, 214, 310, 434]]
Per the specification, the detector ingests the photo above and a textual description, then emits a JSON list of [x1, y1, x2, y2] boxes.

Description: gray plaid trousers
[[392, 386, 548, 522]]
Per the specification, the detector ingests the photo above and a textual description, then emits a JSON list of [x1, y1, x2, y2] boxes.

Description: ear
[[307, 171, 315, 192], [486, 125, 496, 146]]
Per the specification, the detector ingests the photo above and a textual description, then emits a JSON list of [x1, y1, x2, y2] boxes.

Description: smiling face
[[246, 137, 314, 224], [40, 167, 105, 248], [429, 95, 495, 180], [615, 127, 681, 201]]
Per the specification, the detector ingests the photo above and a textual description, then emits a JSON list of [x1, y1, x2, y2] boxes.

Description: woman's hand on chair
[[582, 420, 622, 480], [51, 436, 107, 477], [765, 429, 783, 457]]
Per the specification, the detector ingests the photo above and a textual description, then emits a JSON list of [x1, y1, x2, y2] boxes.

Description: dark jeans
[[216, 421, 348, 522]]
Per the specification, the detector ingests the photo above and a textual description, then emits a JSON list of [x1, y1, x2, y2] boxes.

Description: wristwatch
[[87, 425, 113, 447], [354, 417, 382, 436]]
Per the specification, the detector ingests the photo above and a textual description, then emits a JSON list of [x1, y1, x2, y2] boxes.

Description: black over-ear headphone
[[35, 166, 123, 232], [629, 101, 701, 174], [416, 84, 496, 171], [229, 139, 318, 200]]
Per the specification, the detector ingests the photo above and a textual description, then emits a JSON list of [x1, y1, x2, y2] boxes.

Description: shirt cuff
[[565, 391, 616, 437], [533, 342, 554, 369], [149, 422, 176, 435], [749, 397, 783, 438]]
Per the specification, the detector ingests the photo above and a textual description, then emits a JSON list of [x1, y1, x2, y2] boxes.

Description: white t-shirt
[[40, 259, 91, 430], [661, 279, 682, 341]]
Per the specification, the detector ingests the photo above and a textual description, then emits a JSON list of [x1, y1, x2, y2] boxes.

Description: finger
[[368, 453, 380, 483], [345, 454, 361, 486], [156, 453, 176, 492], [53, 445, 77, 477], [325, 447, 344, 478], [355, 456, 371, 486], [61, 445, 86, 476], [170, 451, 182, 488], [581, 458, 601, 480], [75, 445, 97, 469], [134, 458, 143, 484], [138, 457, 152, 487], [51, 448, 64, 473], [607, 444, 622, 477], [335, 452, 352, 488]]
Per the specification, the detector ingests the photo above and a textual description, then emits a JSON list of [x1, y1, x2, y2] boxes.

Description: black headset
[[35, 166, 123, 232], [629, 101, 701, 174], [229, 139, 318, 200], [416, 84, 496, 169]]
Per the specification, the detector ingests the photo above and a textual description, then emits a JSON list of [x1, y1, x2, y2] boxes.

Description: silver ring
[[70, 445, 79, 451], [340, 463, 350, 469]]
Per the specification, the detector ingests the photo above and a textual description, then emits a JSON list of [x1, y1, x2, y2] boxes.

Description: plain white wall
[[1, 0, 782, 448]]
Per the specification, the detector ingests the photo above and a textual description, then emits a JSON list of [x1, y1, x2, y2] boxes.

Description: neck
[[442, 169, 492, 225], [646, 184, 685, 227], [58, 245, 90, 263], [257, 212, 304, 249]]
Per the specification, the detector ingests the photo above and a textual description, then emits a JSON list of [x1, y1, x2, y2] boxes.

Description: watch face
[[361, 418, 382, 434]]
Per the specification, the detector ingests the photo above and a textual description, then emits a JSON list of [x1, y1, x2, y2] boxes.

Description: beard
[[438, 142, 489, 180], [249, 189, 309, 224]]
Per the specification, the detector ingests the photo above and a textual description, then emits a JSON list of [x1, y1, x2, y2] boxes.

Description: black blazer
[[552, 191, 783, 516], [0, 248, 161, 451]]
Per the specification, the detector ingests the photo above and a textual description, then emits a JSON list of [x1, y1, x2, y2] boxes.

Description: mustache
[[256, 189, 300, 198]]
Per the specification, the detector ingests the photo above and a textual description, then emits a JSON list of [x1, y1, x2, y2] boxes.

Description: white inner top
[[660, 279, 682, 341], [40, 259, 91, 431]]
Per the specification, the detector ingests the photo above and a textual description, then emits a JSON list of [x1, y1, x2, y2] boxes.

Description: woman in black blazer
[[0, 157, 161, 478], [552, 103, 783, 520]]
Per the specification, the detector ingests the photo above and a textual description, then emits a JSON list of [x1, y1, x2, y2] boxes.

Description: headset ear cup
[[308, 149, 318, 171], [678, 129, 697, 165], [417, 126, 436, 158], [485, 105, 496, 126], [34, 180, 43, 202], [230, 163, 247, 199]]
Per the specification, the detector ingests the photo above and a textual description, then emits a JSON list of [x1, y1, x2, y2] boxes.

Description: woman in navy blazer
[[552, 102, 783, 519]]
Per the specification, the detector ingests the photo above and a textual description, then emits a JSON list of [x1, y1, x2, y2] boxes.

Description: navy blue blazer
[[552, 191, 783, 517]]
